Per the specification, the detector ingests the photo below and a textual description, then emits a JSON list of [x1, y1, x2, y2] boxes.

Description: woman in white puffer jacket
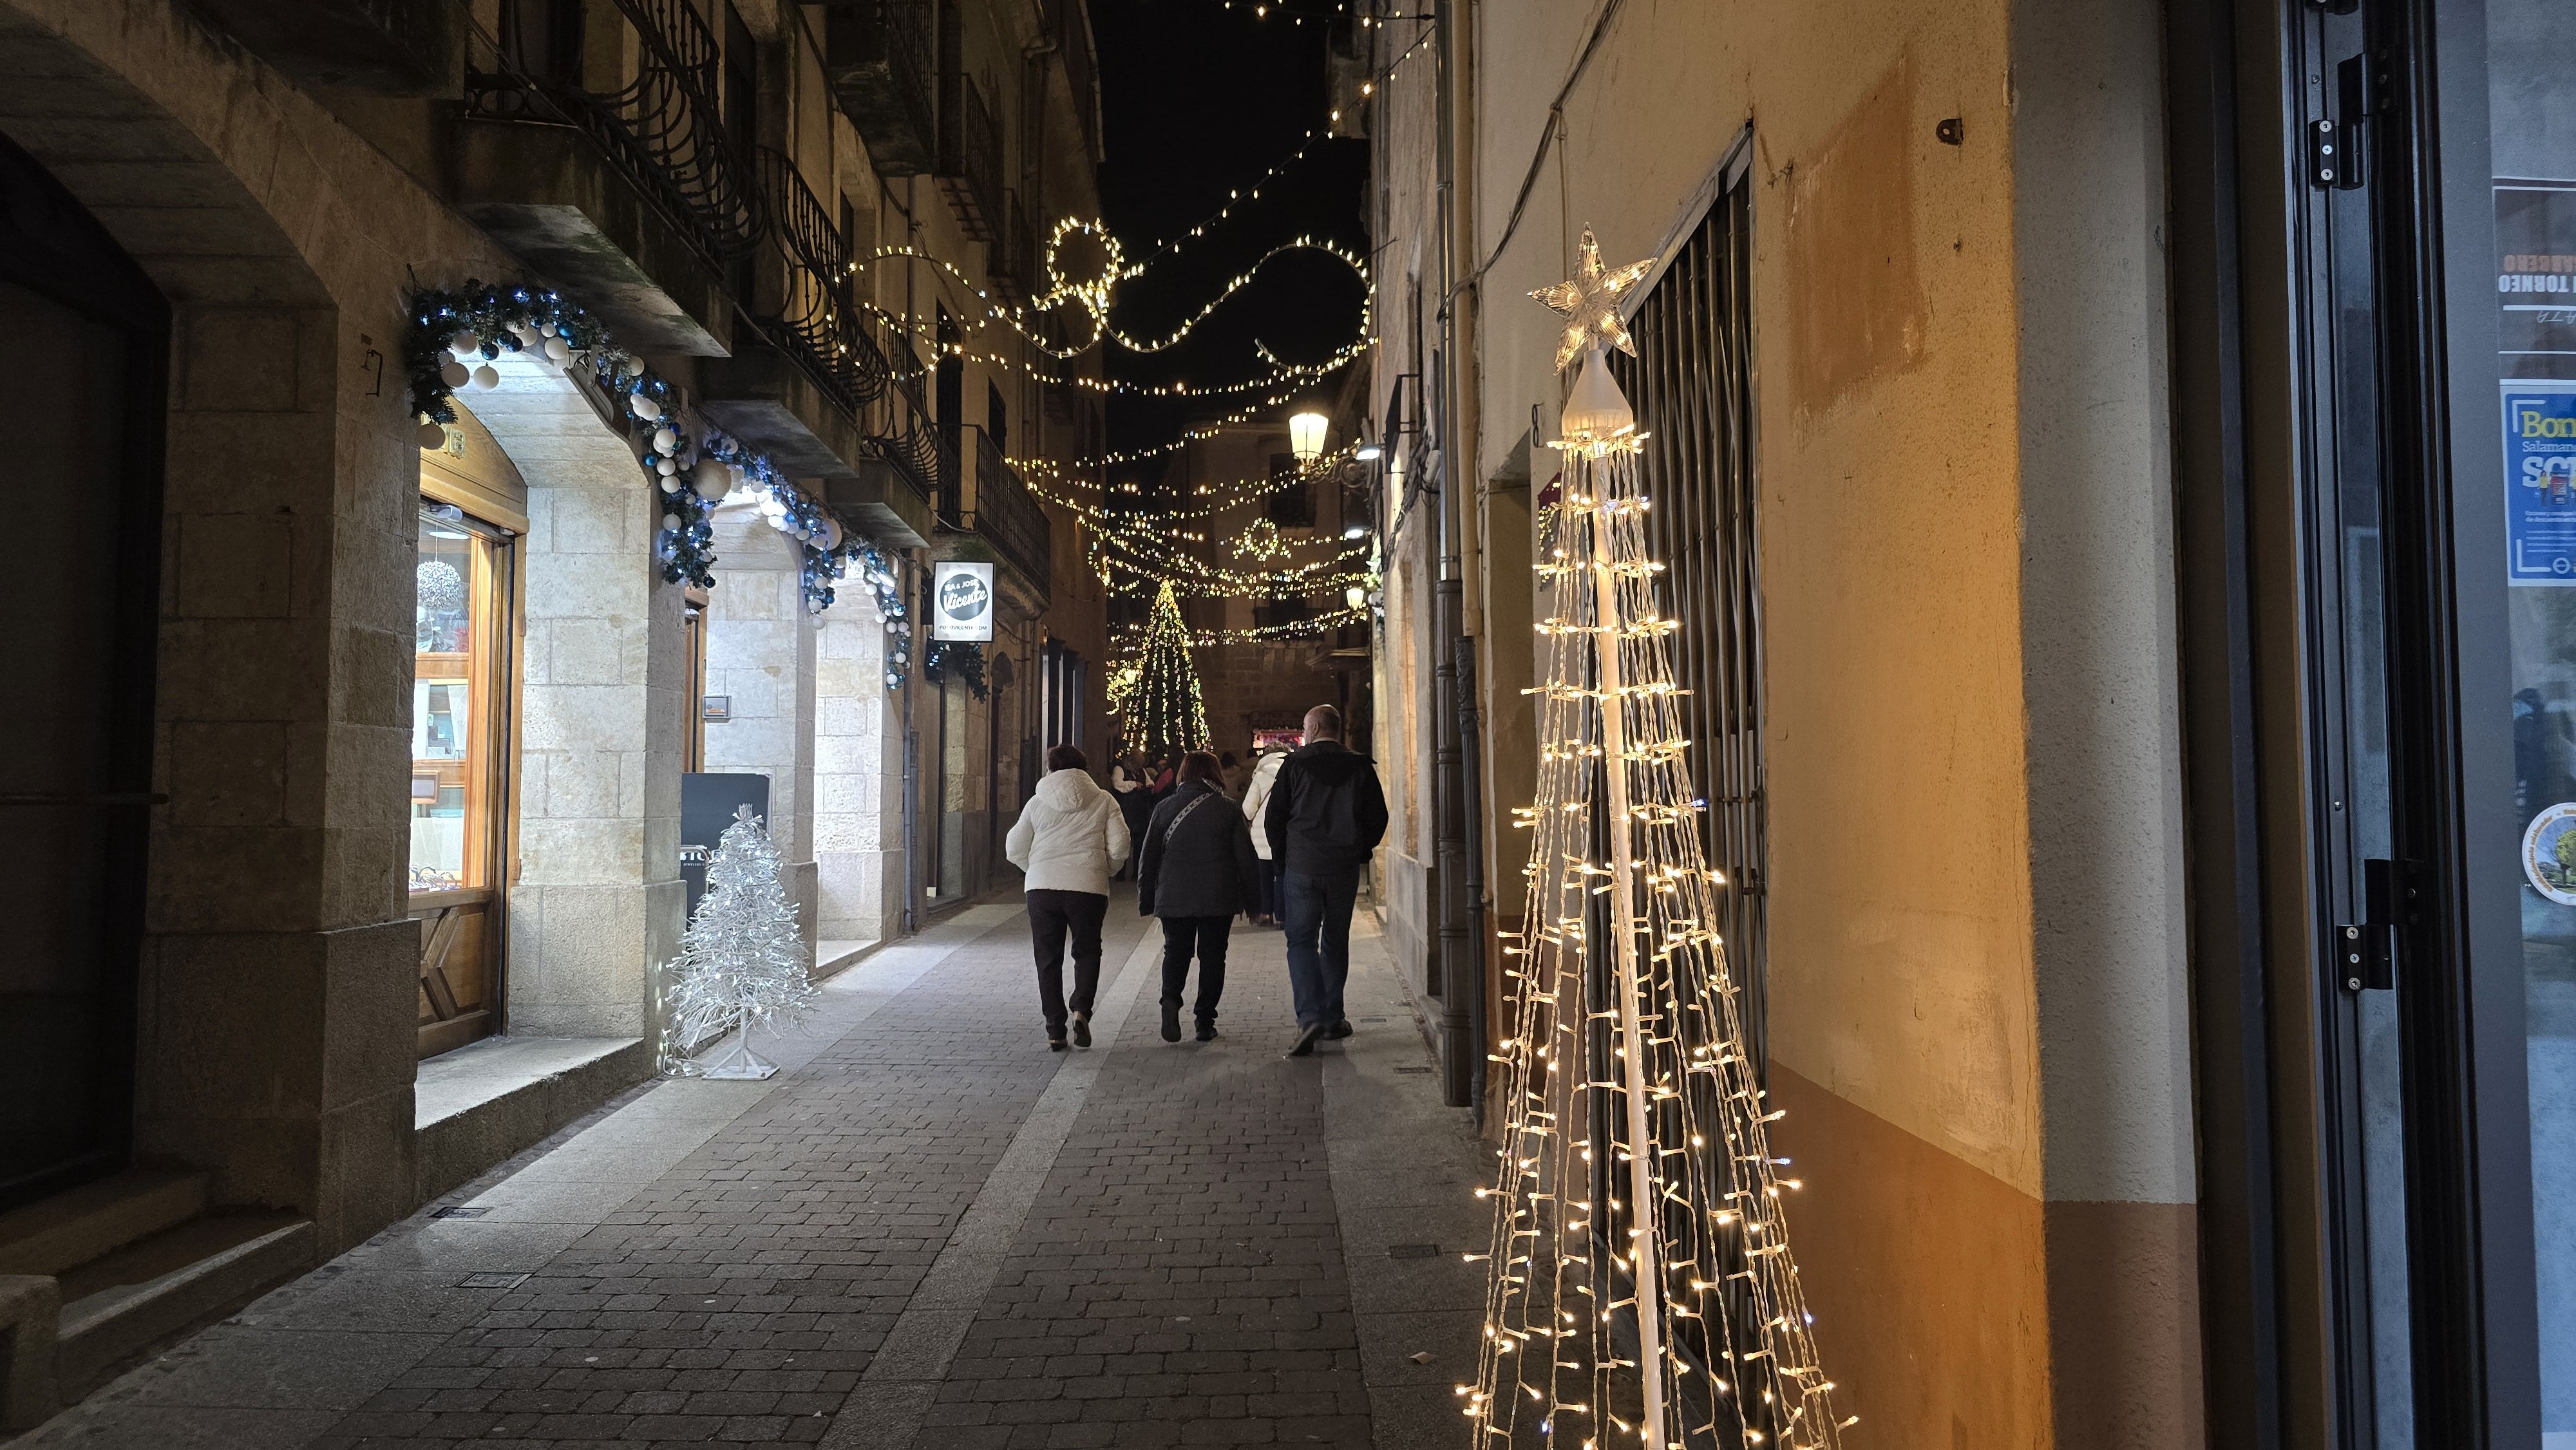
[[1005, 744, 1132, 1049]]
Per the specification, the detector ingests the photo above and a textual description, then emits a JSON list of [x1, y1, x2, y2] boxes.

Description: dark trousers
[[1280, 868, 1360, 1026], [1251, 856, 1278, 919], [1026, 889, 1107, 1033], [1158, 915, 1233, 1022]]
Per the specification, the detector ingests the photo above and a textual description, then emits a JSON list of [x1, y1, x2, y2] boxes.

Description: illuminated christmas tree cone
[[1465, 234, 1853, 1449], [1127, 579, 1212, 757]]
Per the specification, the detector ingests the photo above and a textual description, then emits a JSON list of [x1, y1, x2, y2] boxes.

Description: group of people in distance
[[1002, 704, 1390, 1057]]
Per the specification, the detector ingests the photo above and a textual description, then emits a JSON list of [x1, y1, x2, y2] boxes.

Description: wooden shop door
[[409, 499, 517, 1059]]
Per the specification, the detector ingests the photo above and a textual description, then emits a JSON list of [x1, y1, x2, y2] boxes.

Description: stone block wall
[[705, 509, 820, 955]]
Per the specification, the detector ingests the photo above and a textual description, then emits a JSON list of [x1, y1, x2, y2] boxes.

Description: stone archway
[[0, 0, 516, 1249]]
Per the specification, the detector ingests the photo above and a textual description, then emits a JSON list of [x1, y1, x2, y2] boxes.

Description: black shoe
[[1327, 1020, 1354, 1040], [1048, 1035, 1068, 1051], [1287, 1022, 1328, 1058], [1195, 1022, 1218, 1042], [1072, 1014, 1092, 1048], [1160, 1001, 1182, 1042]]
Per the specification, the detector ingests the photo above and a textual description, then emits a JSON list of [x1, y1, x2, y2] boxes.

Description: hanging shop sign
[[933, 561, 996, 641]]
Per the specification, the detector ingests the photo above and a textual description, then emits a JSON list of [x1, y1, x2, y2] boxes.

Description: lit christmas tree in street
[[1124, 579, 1211, 758], [659, 804, 813, 1080], [1464, 233, 1852, 1450]]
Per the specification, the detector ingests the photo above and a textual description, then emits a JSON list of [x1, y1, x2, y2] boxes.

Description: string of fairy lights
[[1462, 241, 1853, 1450]]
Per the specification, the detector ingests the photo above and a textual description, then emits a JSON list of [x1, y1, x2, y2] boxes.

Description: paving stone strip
[[820, 927, 1162, 1447], [15, 899, 1486, 1450]]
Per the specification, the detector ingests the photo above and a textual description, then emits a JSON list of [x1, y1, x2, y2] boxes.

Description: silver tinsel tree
[[659, 804, 813, 1080]]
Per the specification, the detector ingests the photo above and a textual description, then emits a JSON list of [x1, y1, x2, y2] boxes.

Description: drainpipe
[[1430, 0, 1473, 1110], [1456, 644, 1488, 1122]]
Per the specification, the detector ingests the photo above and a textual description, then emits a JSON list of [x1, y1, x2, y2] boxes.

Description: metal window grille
[[1608, 173, 1767, 1065]]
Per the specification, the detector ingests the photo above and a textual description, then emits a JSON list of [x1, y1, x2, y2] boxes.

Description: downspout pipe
[[1430, 0, 1473, 1109], [1457, 644, 1488, 1121]]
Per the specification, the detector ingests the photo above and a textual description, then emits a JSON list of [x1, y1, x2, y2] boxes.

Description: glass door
[[2288, 0, 2567, 1441], [412, 501, 516, 1057]]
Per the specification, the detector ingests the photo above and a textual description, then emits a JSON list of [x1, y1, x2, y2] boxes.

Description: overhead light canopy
[[1289, 410, 1330, 464]]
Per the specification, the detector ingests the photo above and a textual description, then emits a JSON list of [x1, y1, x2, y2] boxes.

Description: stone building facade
[[0, 0, 1113, 1413]]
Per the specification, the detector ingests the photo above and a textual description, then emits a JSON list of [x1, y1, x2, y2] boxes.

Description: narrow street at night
[[21, 905, 1484, 1450]]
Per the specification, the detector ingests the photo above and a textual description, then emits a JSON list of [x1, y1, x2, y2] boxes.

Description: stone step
[[0, 1170, 210, 1279], [53, 1216, 313, 1399]]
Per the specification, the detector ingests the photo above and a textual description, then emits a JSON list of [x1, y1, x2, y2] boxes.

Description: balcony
[[455, 0, 762, 355], [938, 426, 1052, 608], [988, 189, 1034, 305], [935, 72, 1003, 242], [823, 0, 937, 176], [191, 0, 455, 93]]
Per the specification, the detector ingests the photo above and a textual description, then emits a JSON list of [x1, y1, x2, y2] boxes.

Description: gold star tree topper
[[1531, 229, 1655, 374]]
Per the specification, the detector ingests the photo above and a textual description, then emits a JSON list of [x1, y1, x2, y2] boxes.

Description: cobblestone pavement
[[17, 893, 1488, 1450]]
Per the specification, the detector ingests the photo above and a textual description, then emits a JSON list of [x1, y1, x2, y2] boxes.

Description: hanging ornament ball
[[417, 418, 448, 448], [471, 364, 500, 390], [539, 321, 560, 337], [659, 476, 682, 494], [661, 513, 682, 532], [439, 358, 469, 389], [821, 518, 844, 550], [415, 558, 466, 612], [449, 332, 480, 359], [656, 458, 678, 477], [544, 336, 571, 363], [652, 426, 679, 453], [631, 392, 662, 421], [690, 460, 732, 502]]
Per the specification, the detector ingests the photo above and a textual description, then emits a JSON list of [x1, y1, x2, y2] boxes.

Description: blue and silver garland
[[406, 281, 913, 687]]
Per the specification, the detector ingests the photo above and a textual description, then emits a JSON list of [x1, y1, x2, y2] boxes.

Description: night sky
[[1088, 0, 1371, 469]]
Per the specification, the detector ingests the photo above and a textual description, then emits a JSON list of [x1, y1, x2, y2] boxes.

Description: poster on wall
[[932, 561, 995, 641], [2506, 381, 2576, 585]]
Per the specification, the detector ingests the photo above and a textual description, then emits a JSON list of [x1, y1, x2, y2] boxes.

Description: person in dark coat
[[1262, 704, 1389, 1056], [1137, 751, 1260, 1043]]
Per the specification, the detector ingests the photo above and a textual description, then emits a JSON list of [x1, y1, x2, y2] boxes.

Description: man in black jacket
[[1263, 704, 1389, 1056]]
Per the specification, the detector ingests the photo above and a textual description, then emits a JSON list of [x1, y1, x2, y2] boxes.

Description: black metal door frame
[[2172, 0, 2541, 1444]]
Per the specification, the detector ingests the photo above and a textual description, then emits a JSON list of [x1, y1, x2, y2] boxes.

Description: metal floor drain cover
[[460, 1272, 529, 1289], [1386, 1243, 1441, 1259], [430, 1205, 491, 1219], [1393, 1066, 1434, 1075], [1358, 1017, 1390, 1023]]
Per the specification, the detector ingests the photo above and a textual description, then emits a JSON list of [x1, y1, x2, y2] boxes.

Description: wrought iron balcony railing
[[934, 71, 1002, 241], [945, 426, 1052, 599], [823, 0, 937, 176], [466, 0, 764, 278], [988, 188, 1033, 304], [753, 146, 897, 417]]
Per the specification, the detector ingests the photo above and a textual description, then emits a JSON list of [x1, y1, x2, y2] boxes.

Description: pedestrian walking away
[[1005, 744, 1131, 1050], [1240, 743, 1287, 925], [1135, 751, 1260, 1043], [1262, 704, 1388, 1057]]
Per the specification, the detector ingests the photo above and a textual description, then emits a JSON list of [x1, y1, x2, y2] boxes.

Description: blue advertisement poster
[[2506, 380, 2576, 585]]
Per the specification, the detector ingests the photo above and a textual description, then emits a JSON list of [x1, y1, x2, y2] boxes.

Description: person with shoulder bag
[[1005, 744, 1131, 1050], [1136, 751, 1260, 1042]]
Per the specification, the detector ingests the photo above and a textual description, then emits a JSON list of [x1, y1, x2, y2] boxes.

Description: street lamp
[[1289, 410, 1329, 467]]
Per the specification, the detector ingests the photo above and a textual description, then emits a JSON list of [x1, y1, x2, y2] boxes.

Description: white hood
[[1006, 768, 1130, 896], [1033, 767, 1106, 812]]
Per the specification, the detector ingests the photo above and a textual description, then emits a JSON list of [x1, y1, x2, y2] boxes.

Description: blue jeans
[[1280, 869, 1360, 1026]]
